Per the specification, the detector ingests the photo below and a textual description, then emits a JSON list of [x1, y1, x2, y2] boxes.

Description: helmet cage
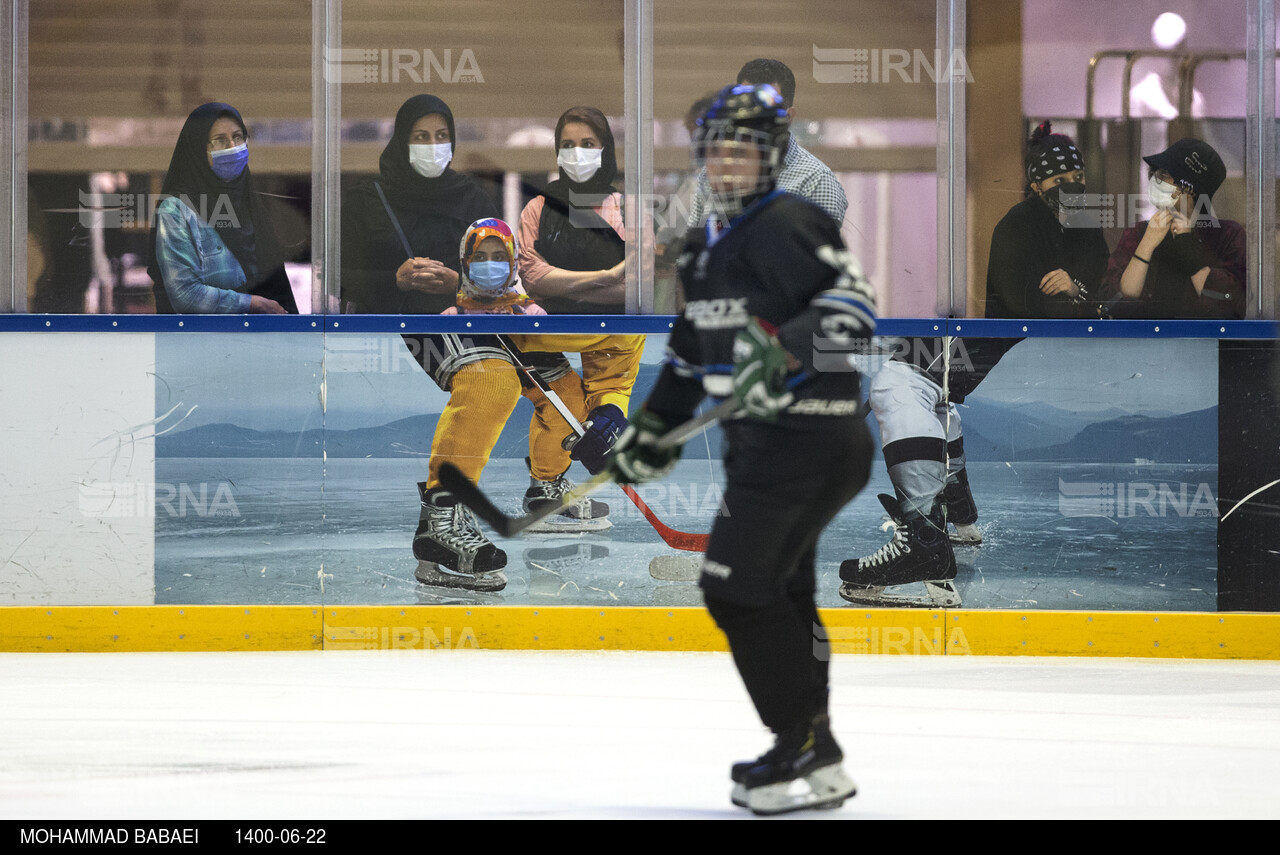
[[695, 121, 786, 219]]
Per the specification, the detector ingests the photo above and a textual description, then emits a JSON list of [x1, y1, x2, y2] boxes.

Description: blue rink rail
[[0, 314, 1276, 338]]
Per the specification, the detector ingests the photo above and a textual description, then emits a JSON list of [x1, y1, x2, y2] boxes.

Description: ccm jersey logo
[[685, 298, 750, 329]]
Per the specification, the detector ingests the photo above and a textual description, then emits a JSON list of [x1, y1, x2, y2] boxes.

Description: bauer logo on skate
[[1058, 479, 1218, 519], [684, 297, 751, 330]]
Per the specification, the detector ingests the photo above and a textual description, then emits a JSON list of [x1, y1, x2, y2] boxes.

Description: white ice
[[2, 651, 1278, 820]]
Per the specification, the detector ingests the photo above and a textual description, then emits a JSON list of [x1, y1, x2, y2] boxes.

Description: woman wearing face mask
[[343, 103, 611, 590], [1100, 138, 1245, 319], [514, 106, 645, 476], [985, 121, 1110, 318], [517, 106, 628, 313], [341, 94, 498, 313], [148, 102, 298, 314]]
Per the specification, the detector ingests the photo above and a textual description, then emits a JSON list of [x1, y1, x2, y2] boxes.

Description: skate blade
[[747, 765, 857, 816], [414, 561, 507, 592], [949, 523, 983, 545], [521, 516, 614, 534], [838, 579, 961, 609], [648, 554, 703, 582]]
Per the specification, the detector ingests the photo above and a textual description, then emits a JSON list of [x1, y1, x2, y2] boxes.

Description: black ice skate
[[838, 494, 960, 608], [413, 483, 507, 592], [731, 714, 857, 815], [521, 458, 612, 533], [942, 467, 982, 545]]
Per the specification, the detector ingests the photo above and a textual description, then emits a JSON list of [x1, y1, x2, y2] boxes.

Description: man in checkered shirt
[[687, 59, 849, 227]]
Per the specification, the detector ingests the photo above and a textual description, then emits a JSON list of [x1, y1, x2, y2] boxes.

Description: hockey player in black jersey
[[608, 83, 876, 815]]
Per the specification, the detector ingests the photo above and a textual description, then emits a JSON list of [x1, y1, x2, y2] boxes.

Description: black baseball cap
[[1143, 138, 1226, 200]]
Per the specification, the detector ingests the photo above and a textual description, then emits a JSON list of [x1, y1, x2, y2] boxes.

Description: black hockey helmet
[[694, 83, 790, 217]]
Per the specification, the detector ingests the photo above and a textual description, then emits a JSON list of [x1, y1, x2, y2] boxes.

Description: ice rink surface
[[2, 650, 1278, 820]]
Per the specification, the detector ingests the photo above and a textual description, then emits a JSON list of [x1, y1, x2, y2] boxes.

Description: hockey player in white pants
[[839, 337, 1015, 608]]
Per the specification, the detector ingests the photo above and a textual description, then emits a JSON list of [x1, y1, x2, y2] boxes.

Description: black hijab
[[148, 102, 295, 313], [377, 94, 475, 207]]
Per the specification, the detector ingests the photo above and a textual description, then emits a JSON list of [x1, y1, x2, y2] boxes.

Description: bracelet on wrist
[[1133, 253, 1151, 265]]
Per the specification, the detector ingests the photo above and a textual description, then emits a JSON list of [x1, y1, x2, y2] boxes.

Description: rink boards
[[1, 605, 1278, 659], [1, 319, 1278, 659]]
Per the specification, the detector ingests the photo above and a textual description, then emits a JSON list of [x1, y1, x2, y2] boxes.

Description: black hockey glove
[[732, 318, 796, 422], [567, 403, 628, 475], [607, 409, 682, 486]]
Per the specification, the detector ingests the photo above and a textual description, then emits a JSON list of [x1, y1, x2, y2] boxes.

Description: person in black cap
[[1100, 137, 1245, 319], [986, 121, 1110, 318], [148, 102, 299, 314]]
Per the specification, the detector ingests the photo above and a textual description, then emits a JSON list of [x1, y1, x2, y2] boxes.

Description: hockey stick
[[438, 397, 738, 539], [495, 336, 710, 551]]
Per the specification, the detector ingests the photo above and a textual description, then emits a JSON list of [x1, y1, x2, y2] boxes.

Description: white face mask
[[1148, 176, 1178, 212], [557, 147, 603, 183], [409, 143, 453, 179]]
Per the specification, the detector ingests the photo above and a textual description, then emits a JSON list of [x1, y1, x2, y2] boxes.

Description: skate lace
[[426, 502, 490, 557], [550, 473, 594, 516], [861, 519, 910, 568]]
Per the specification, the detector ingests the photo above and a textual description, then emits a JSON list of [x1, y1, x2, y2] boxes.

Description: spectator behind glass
[[148, 102, 298, 314], [686, 58, 848, 226], [1100, 138, 1246, 319], [985, 121, 1110, 318], [341, 94, 498, 314], [517, 106, 627, 314]]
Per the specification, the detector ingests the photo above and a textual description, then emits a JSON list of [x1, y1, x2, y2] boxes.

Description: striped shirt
[[686, 135, 849, 227]]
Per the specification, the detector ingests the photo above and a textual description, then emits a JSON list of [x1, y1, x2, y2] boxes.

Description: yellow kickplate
[[0, 606, 322, 652], [0, 606, 1276, 659], [323, 606, 728, 651], [946, 610, 1280, 659]]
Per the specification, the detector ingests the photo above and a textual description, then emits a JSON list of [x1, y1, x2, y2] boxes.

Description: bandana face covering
[[210, 143, 249, 181], [409, 142, 453, 179]]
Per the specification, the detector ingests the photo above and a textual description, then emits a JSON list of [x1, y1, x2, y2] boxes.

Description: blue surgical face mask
[[210, 143, 249, 181], [468, 260, 510, 291]]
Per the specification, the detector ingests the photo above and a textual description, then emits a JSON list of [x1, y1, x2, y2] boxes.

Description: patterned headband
[[1027, 142, 1084, 183]]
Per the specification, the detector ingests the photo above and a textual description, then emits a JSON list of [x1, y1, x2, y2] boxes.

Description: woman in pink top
[[518, 106, 627, 313]]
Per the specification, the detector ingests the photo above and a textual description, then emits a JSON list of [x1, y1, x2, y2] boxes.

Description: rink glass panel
[[7, 1, 1278, 317], [651, 0, 940, 316], [20, 0, 315, 315], [146, 329, 1242, 612], [970, 0, 1267, 320]]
